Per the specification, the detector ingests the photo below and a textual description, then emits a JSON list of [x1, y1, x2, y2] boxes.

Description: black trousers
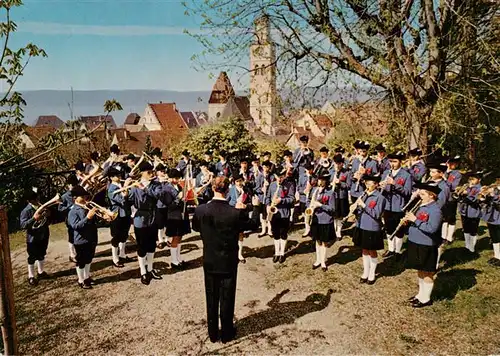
[[74, 242, 96, 269], [27, 238, 49, 264], [110, 216, 131, 247], [134, 226, 157, 257], [204, 269, 237, 341]]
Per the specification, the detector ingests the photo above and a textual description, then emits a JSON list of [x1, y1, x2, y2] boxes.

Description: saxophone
[[304, 186, 321, 226], [266, 175, 280, 222]]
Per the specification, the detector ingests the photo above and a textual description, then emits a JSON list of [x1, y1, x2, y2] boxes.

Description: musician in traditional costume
[[282, 149, 295, 177], [307, 174, 336, 271], [481, 183, 500, 266], [349, 141, 378, 202], [442, 155, 463, 243], [227, 173, 251, 263], [261, 151, 276, 174], [20, 189, 50, 286], [216, 150, 232, 178], [314, 146, 330, 175], [164, 168, 191, 270], [380, 151, 413, 259], [59, 174, 79, 263], [203, 149, 216, 174], [124, 153, 137, 177], [265, 168, 296, 263], [458, 171, 483, 253], [249, 156, 261, 186], [154, 163, 169, 249], [297, 163, 316, 237], [85, 151, 101, 175], [352, 175, 387, 285], [293, 135, 315, 179], [176, 149, 191, 177], [334, 146, 349, 169], [67, 186, 98, 289], [374, 143, 390, 174], [74, 160, 86, 183], [238, 155, 252, 183], [330, 154, 350, 238], [254, 160, 274, 237], [126, 162, 164, 284], [405, 182, 443, 308], [107, 168, 133, 268], [195, 160, 215, 205], [408, 148, 427, 185]]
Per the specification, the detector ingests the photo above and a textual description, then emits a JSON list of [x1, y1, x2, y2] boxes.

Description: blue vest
[[308, 186, 335, 224], [293, 148, 315, 177], [355, 190, 386, 231], [195, 172, 214, 201], [381, 169, 413, 212], [378, 157, 390, 174], [459, 184, 482, 218], [329, 167, 349, 200], [481, 188, 500, 225], [20, 204, 50, 244], [350, 157, 379, 198], [265, 179, 296, 219], [67, 204, 98, 245], [227, 186, 248, 207], [409, 161, 426, 185], [254, 173, 274, 204], [215, 161, 232, 177], [433, 179, 451, 209], [58, 190, 73, 217], [164, 183, 184, 220], [408, 201, 442, 246], [128, 182, 163, 227], [108, 183, 132, 217]]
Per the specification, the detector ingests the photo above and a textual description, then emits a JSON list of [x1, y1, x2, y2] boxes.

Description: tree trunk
[[405, 103, 429, 152]]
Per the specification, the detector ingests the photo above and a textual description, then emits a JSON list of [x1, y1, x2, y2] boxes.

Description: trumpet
[[478, 183, 500, 200], [112, 177, 154, 195], [32, 193, 62, 229], [195, 172, 214, 196], [84, 201, 118, 222], [266, 175, 280, 222], [452, 183, 469, 200]]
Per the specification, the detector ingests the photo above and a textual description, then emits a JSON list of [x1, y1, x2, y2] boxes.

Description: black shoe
[[312, 263, 321, 270], [279, 255, 286, 264], [239, 258, 246, 264], [359, 278, 368, 284], [113, 261, 125, 268], [141, 274, 151, 285], [408, 296, 417, 303], [38, 271, 49, 279], [171, 263, 184, 270], [28, 277, 38, 286], [487, 258, 500, 266], [209, 334, 219, 343], [382, 251, 395, 259], [412, 299, 433, 308], [122, 256, 134, 263], [322, 266, 328, 272], [367, 279, 376, 285], [149, 270, 162, 280], [79, 282, 92, 289], [272, 255, 279, 263], [84, 278, 96, 286], [258, 232, 267, 238], [221, 327, 237, 343], [69, 256, 77, 263]]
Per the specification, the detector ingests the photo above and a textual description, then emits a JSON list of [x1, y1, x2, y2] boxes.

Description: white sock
[[177, 245, 183, 263], [314, 242, 321, 265], [138, 256, 147, 275], [447, 225, 456, 242], [493, 243, 500, 259], [436, 247, 442, 269], [320, 245, 327, 267], [416, 277, 424, 300], [387, 238, 395, 252], [76, 267, 85, 284], [395, 237, 403, 254], [158, 230, 164, 243], [420, 280, 434, 303], [170, 247, 179, 265], [290, 208, 294, 222], [238, 240, 244, 260], [112, 246, 120, 264], [470, 235, 477, 252], [274, 240, 279, 256], [335, 219, 343, 237], [146, 252, 154, 272], [267, 221, 272, 236], [441, 223, 448, 240], [279, 239, 287, 256], [361, 255, 370, 279], [304, 223, 310, 235], [368, 256, 378, 281], [69, 243, 76, 258], [464, 233, 471, 250], [28, 264, 35, 278], [119, 242, 126, 258], [36, 259, 45, 274], [84, 264, 91, 280], [260, 216, 266, 234]]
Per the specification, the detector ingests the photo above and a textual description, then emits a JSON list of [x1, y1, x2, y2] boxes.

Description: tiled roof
[[331, 103, 389, 136], [78, 115, 117, 130], [148, 103, 188, 132], [289, 127, 325, 151], [221, 96, 252, 121], [34, 115, 64, 129], [209, 71, 235, 104], [124, 113, 140, 125], [311, 114, 333, 128], [180, 111, 198, 128], [23, 126, 57, 145]]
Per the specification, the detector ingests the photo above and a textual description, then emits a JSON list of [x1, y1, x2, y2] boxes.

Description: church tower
[[250, 15, 276, 136]]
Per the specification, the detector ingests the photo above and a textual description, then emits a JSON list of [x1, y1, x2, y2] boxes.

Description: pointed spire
[[209, 72, 235, 104]]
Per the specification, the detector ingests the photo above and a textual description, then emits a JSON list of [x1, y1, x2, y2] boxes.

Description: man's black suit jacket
[[192, 199, 254, 274]]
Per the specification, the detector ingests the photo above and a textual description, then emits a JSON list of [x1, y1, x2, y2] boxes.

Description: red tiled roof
[[209, 71, 235, 104], [34, 115, 64, 129], [79, 115, 117, 130], [311, 114, 333, 128], [124, 113, 140, 125], [148, 103, 188, 132], [23, 126, 57, 144], [180, 111, 198, 129], [290, 127, 325, 151]]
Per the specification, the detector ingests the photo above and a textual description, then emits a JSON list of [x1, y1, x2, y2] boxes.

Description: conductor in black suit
[[192, 176, 255, 343]]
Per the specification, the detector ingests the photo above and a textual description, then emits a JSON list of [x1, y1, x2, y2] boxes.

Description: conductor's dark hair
[[212, 176, 230, 194]]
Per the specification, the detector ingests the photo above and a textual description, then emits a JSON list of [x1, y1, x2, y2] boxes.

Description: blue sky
[[9, 0, 227, 91]]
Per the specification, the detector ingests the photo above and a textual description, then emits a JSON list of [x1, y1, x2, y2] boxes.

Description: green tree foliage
[[254, 138, 288, 165]]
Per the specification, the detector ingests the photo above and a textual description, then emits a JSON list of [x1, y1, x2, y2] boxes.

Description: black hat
[[427, 161, 447, 172], [67, 174, 79, 186], [353, 140, 361, 149], [169, 168, 182, 179], [151, 147, 162, 157], [408, 148, 423, 156], [319, 146, 329, 153], [204, 149, 213, 156], [181, 149, 190, 157], [90, 151, 100, 161], [387, 151, 406, 160], [126, 153, 136, 161], [71, 186, 90, 197], [374, 143, 387, 152], [25, 188, 39, 201], [359, 141, 371, 150], [219, 149, 228, 157], [466, 170, 484, 179], [110, 144, 120, 154], [240, 156, 250, 164], [283, 150, 293, 157], [234, 174, 244, 182], [277, 168, 288, 177], [362, 174, 381, 183], [333, 153, 344, 163], [155, 163, 166, 172], [138, 161, 154, 172], [107, 167, 122, 177], [262, 151, 271, 157], [318, 173, 331, 181], [262, 160, 272, 168], [415, 182, 441, 196], [304, 162, 314, 170], [198, 160, 208, 167], [251, 155, 260, 162], [299, 135, 309, 143], [74, 160, 85, 172], [334, 146, 345, 154], [447, 155, 461, 164]]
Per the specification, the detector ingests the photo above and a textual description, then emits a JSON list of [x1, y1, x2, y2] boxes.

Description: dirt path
[[10, 224, 500, 355]]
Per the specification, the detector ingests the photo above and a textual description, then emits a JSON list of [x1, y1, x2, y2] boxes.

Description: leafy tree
[[184, 0, 498, 152]]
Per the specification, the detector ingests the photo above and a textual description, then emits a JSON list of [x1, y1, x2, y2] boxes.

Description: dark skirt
[[310, 223, 335, 243], [334, 198, 349, 219], [442, 201, 458, 224], [166, 218, 191, 237], [156, 207, 168, 229], [110, 216, 131, 245], [406, 241, 438, 273], [488, 223, 500, 243], [352, 228, 384, 250], [461, 216, 480, 235]]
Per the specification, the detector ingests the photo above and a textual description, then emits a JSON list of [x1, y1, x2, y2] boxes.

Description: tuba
[[304, 187, 321, 226], [266, 175, 280, 222], [32, 193, 62, 229]]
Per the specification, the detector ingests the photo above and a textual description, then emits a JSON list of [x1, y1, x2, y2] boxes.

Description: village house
[[34, 115, 64, 129]]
